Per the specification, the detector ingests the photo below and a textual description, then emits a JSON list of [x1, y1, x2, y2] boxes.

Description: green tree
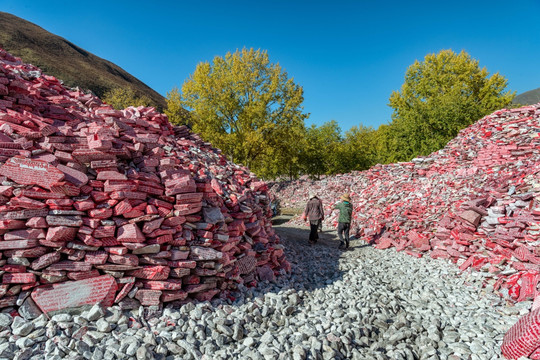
[[167, 48, 308, 178], [341, 125, 377, 171], [102, 87, 154, 110], [299, 120, 342, 178], [165, 88, 191, 125], [388, 49, 515, 161]]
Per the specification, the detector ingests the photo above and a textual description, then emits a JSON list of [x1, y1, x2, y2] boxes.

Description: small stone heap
[[0, 48, 288, 316]]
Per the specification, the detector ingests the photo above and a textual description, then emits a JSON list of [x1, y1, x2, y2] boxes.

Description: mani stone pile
[[271, 103, 540, 358], [0, 47, 289, 317], [0, 224, 522, 359], [271, 103, 540, 306]]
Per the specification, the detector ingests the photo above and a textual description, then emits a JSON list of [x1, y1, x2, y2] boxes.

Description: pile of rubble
[[271, 103, 540, 307], [0, 48, 288, 316]]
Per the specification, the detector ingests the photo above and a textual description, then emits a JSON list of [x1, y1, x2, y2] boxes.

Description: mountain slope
[[0, 12, 166, 110], [513, 87, 540, 106]]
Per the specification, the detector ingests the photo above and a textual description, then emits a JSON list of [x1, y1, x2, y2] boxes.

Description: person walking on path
[[302, 192, 324, 245], [334, 193, 353, 249]]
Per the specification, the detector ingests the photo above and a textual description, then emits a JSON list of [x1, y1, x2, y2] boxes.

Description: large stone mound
[[0, 48, 289, 315], [272, 103, 540, 304]]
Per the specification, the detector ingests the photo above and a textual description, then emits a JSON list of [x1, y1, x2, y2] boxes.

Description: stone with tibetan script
[[134, 289, 161, 306], [0, 239, 39, 250], [3, 273, 36, 284], [126, 265, 170, 280], [4, 228, 45, 240], [31, 275, 117, 314], [114, 282, 134, 303], [31, 252, 61, 270], [170, 267, 191, 278], [0, 219, 26, 230], [96, 171, 127, 181], [46, 215, 83, 227], [189, 246, 223, 261], [57, 164, 89, 187], [46, 226, 77, 242], [0, 156, 64, 189], [132, 244, 161, 255], [108, 253, 139, 266], [117, 223, 145, 243], [143, 279, 183, 290], [184, 283, 215, 293], [161, 290, 188, 302], [142, 218, 163, 234], [0, 296, 17, 309], [176, 192, 204, 204], [48, 261, 93, 272], [67, 270, 100, 281], [25, 217, 48, 229], [94, 264, 140, 272], [72, 149, 116, 163], [0, 208, 49, 220]]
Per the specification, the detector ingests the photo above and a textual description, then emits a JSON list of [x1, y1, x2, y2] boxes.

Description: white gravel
[[0, 220, 524, 360]]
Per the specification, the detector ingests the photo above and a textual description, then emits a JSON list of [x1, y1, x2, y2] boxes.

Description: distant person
[[301, 192, 324, 245], [334, 193, 353, 249]]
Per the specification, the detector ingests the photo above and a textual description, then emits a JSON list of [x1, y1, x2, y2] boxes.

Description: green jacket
[[334, 201, 352, 223]]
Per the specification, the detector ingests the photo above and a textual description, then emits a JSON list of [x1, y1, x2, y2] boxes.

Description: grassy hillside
[[513, 87, 540, 106], [0, 12, 166, 110]]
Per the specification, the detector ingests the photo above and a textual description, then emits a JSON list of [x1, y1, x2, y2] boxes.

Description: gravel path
[[0, 217, 525, 360]]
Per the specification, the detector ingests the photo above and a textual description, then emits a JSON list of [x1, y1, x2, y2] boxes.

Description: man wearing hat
[[301, 192, 324, 245], [334, 193, 353, 249]]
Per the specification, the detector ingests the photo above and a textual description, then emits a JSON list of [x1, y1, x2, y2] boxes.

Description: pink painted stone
[[57, 164, 89, 187], [117, 223, 145, 243], [4, 229, 45, 240], [134, 289, 162, 306], [31, 275, 117, 314], [46, 226, 77, 242], [3, 273, 36, 284], [0, 156, 64, 190], [31, 252, 61, 270], [96, 171, 127, 181]]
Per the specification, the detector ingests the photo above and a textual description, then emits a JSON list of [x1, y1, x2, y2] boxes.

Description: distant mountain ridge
[[513, 87, 540, 106], [0, 12, 166, 110]]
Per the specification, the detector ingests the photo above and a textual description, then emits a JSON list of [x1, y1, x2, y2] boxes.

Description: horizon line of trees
[[103, 48, 516, 180]]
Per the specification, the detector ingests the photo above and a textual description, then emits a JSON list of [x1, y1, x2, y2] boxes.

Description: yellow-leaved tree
[[102, 87, 154, 110], [166, 48, 308, 179]]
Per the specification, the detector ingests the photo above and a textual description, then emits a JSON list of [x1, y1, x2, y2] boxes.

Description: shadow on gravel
[[269, 215, 347, 292]]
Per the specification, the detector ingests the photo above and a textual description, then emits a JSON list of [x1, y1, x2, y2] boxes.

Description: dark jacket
[[303, 197, 324, 221], [334, 201, 352, 223]]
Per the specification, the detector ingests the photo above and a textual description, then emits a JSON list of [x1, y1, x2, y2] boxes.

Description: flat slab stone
[[189, 246, 223, 261], [117, 223, 145, 243], [31, 275, 117, 314], [57, 164, 89, 187], [0, 156, 64, 190]]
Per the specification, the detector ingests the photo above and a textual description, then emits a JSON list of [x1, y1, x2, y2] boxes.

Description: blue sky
[[2, 0, 539, 131]]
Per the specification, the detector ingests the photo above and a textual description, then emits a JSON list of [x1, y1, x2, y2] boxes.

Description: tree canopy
[[388, 49, 515, 161], [102, 87, 154, 110], [166, 48, 308, 178]]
